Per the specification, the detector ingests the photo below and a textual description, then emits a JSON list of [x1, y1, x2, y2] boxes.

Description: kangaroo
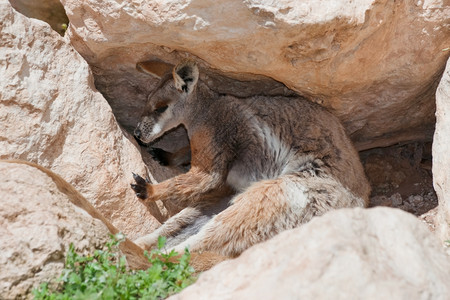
[[131, 60, 370, 258]]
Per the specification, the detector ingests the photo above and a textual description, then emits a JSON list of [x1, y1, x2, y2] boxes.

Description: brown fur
[[132, 60, 371, 265]]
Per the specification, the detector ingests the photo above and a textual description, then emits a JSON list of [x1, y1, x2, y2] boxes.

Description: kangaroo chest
[[225, 122, 295, 192]]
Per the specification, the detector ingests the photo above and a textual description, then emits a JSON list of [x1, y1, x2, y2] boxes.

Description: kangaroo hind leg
[[172, 173, 364, 257], [134, 206, 203, 250]]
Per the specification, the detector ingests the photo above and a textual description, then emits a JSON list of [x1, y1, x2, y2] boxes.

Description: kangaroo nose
[[134, 128, 142, 139]]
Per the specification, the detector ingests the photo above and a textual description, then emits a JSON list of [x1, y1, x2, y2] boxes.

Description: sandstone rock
[[9, 0, 69, 35], [171, 207, 450, 300], [61, 0, 449, 150], [433, 57, 450, 243], [391, 192, 403, 206], [0, 160, 152, 298], [0, 0, 165, 239], [0, 161, 110, 299]]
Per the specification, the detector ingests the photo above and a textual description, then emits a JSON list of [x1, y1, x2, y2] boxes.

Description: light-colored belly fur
[[226, 121, 314, 192]]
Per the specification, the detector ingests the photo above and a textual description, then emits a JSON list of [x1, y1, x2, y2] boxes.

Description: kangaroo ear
[[173, 61, 199, 94], [136, 60, 174, 79]]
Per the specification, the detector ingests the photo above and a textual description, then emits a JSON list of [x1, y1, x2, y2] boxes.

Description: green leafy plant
[[33, 234, 196, 300]]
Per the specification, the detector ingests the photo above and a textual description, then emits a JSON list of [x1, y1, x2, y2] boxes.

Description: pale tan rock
[[0, 1, 163, 239], [0, 161, 110, 299], [433, 57, 450, 243], [61, 0, 449, 150], [171, 207, 450, 300]]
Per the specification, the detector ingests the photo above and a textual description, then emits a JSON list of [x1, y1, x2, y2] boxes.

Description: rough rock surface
[[61, 0, 450, 149], [171, 207, 450, 300], [0, 161, 110, 299], [0, 0, 164, 239], [433, 57, 450, 242]]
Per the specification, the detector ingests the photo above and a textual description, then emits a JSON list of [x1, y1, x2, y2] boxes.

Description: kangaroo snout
[[134, 127, 149, 147], [134, 128, 142, 139]]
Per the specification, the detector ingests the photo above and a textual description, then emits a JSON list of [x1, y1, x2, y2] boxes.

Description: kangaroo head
[[134, 60, 199, 144]]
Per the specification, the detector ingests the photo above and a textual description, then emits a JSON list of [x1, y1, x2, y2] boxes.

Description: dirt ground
[[360, 142, 438, 219]]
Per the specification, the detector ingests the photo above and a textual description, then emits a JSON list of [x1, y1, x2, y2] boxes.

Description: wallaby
[[131, 60, 370, 258]]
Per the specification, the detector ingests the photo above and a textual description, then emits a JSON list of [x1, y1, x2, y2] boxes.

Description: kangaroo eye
[[155, 105, 168, 114]]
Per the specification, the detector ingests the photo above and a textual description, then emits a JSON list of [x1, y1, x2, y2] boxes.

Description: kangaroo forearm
[[150, 170, 224, 206]]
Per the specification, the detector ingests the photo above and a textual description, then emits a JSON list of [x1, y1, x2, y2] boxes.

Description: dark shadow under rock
[[360, 142, 437, 216]]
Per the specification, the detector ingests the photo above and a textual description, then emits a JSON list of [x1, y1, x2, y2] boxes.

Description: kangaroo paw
[[131, 173, 149, 200]]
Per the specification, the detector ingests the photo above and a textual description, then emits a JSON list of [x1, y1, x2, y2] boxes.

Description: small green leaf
[[157, 236, 167, 250], [32, 234, 196, 299]]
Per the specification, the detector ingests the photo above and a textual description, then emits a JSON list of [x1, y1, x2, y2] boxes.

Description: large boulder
[[0, 160, 151, 298], [0, 161, 110, 299], [61, 0, 450, 150], [433, 58, 450, 242], [0, 0, 168, 239], [171, 207, 450, 299]]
